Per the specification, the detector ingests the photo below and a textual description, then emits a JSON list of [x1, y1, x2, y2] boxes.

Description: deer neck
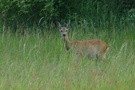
[[63, 35, 71, 51]]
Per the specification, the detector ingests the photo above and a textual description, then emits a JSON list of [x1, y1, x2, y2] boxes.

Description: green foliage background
[[0, 0, 135, 28]]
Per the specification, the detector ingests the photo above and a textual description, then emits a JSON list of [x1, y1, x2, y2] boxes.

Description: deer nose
[[63, 34, 66, 37]]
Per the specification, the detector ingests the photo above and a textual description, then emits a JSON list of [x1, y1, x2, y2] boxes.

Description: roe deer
[[57, 21, 108, 60]]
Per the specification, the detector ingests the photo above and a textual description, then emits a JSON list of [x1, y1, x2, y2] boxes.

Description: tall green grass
[[0, 24, 135, 90]]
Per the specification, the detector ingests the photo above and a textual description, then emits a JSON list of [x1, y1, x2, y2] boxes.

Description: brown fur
[[70, 39, 108, 60]]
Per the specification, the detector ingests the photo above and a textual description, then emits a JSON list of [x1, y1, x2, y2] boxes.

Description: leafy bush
[[0, 0, 135, 28], [0, 0, 61, 24]]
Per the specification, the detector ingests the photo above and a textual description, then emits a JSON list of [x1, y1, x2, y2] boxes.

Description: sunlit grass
[[0, 25, 135, 90]]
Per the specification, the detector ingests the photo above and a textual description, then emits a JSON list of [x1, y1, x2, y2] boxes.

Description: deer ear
[[66, 20, 70, 28], [57, 22, 62, 29]]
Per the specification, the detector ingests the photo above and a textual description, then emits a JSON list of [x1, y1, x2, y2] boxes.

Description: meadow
[[0, 24, 135, 90]]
